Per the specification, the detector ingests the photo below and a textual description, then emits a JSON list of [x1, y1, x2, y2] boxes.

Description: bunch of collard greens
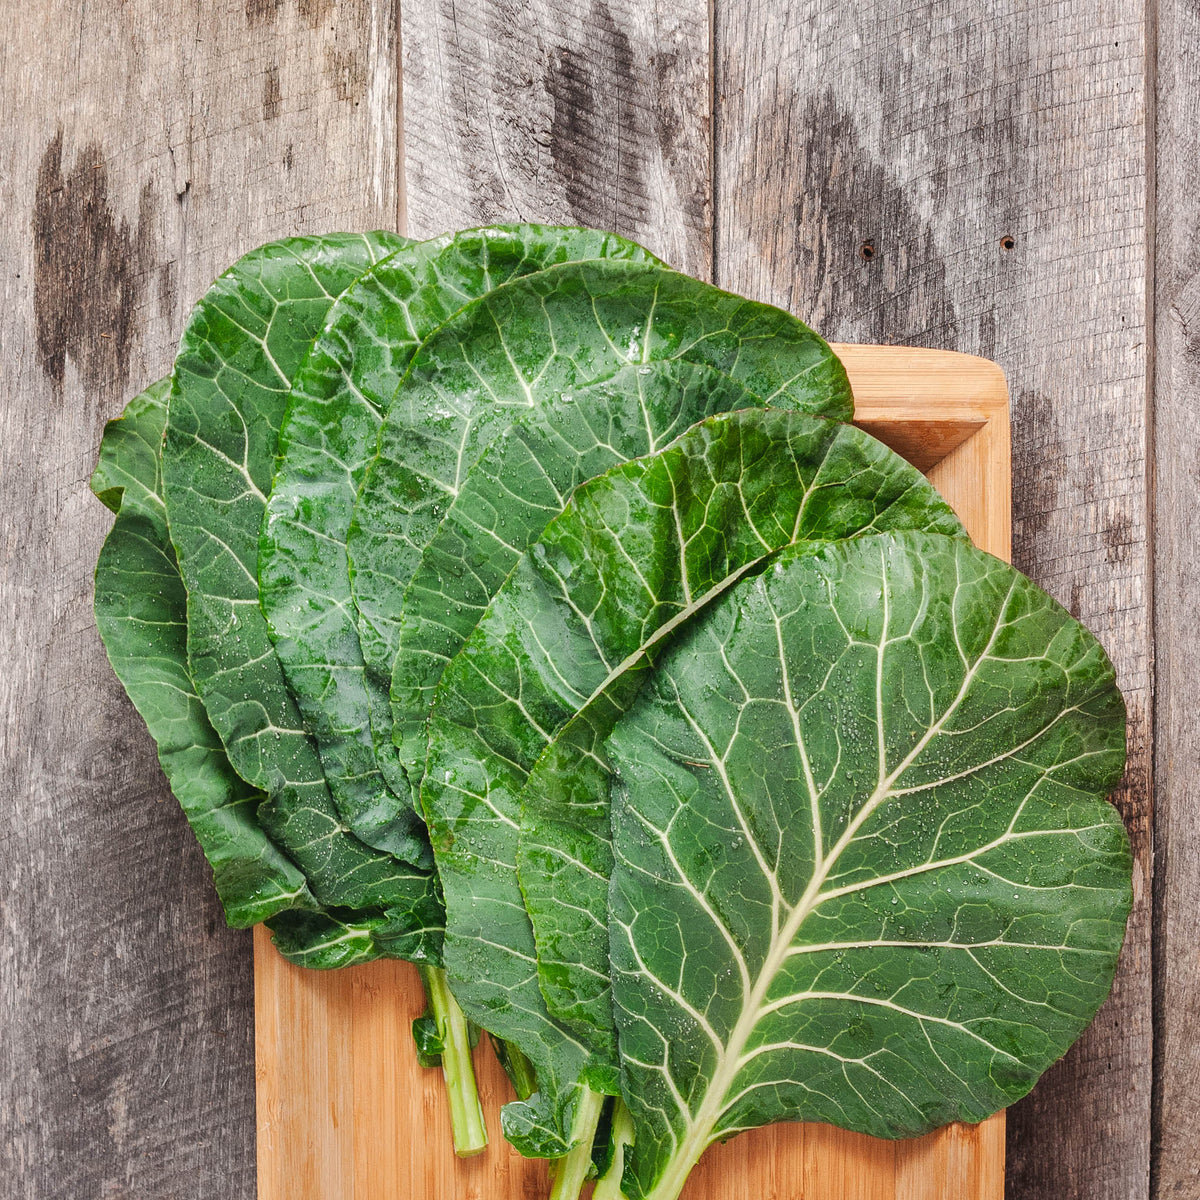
[[92, 225, 1132, 1199]]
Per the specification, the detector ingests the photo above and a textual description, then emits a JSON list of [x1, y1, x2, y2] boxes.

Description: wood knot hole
[[1000, 234, 1016, 251], [858, 240, 877, 262]]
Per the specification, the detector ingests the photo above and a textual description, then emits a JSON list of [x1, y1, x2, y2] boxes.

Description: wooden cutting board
[[255, 344, 1011, 1200]]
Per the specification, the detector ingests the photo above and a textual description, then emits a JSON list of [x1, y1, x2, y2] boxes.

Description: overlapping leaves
[[161, 232, 440, 961], [349, 256, 853, 803], [91, 381, 426, 968], [92, 381, 316, 928], [511, 408, 968, 1073], [260, 226, 659, 840], [389, 362, 766, 789]]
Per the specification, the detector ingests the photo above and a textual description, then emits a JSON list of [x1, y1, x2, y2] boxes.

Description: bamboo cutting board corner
[[255, 344, 1011, 1200]]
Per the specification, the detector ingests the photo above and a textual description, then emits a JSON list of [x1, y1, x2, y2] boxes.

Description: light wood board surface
[[255, 343, 1011, 1200]]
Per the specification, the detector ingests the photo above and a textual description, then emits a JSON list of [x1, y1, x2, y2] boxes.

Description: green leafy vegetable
[[88, 222, 1131, 1197], [349, 257, 853, 802], [390, 362, 766, 789], [92, 381, 317, 928], [91, 382, 409, 969], [161, 232, 441, 952], [157, 231, 492, 1154], [514, 408, 968, 1075], [261, 226, 659, 840], [606, 532, 1130, 1200]]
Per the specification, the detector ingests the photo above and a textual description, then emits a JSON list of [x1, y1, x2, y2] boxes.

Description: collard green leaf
[[161, 232, 442, 962], [515, 410, 969, 1075], [389, 361, 765, 789], [606, 532, 1130, 1200], [92, 381, 316, 928], [349, 257, 853, 804], [411, 1011, 445, 1069], [265, 908, 395, 970], [260, 226, 658, 842]]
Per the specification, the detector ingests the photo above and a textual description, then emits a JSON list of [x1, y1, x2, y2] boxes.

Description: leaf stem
[[419, 965, 488, 1157], [548, 1086, 606, 1200], [592, 1096, 634, 1199]]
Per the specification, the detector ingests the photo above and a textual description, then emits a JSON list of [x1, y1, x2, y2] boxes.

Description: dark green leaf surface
[[389, 362, 765, 790], [260, 226, 658, 841], [92, 382, 428, 968], [349, 258, 853, 802], [264, 907, 401, 970], [607, 533, 1130, 1200], [92, 381, 316, 928], [515, 411, 968, 1075], [412, 1011, 445, 1069], [161, 232, 442, 962]]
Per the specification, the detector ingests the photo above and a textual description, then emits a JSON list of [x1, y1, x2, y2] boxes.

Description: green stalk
[[418, 965, 488, 1156], [548, 1086, 606, 1200], [592, 1097, 634, 1200]]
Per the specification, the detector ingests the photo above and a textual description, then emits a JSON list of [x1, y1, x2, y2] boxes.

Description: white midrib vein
[[642, 572, 1020, 1200]]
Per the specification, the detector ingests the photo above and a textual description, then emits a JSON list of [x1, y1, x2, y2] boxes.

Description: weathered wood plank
[[1151, 0, 1200, 1194], [0, 3, 399, 1195], [399, 0, 711, 275], [713, 4, 1152, 1198]]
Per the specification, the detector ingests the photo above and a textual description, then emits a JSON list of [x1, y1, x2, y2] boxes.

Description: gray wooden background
[[0, 1, 1186, 1197]]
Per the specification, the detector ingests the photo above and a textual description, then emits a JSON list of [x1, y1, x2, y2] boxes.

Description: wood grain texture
[[399, 0, 711, 275], [1151, 0, 1200, 1194], [254, 345, 1009, 1200], [0, 2, 398, 1195], [713, 6, 1152, 1197]]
